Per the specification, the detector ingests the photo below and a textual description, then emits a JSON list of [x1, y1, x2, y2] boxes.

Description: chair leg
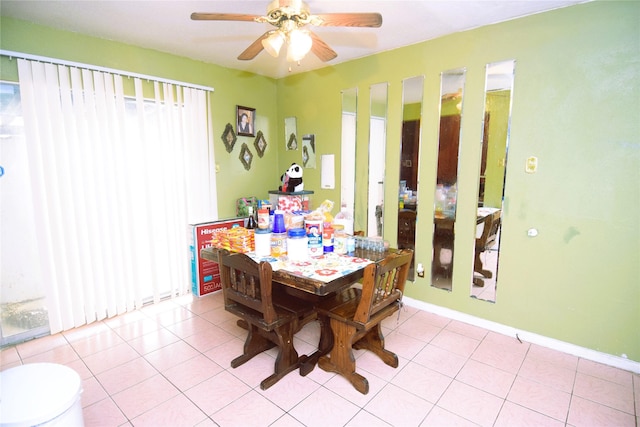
[[353, 324, 398, 368], [474, 251, 493, 278], [231, 324, 275, 368], [318, 318, 369, 394], [473, 276, 485, 287], [260, 322, 300, 390]]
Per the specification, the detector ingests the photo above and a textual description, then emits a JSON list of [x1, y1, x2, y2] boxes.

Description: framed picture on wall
[[239, 143, 253, 170], [221, 123, 237, 153], [254, 131, 267, 157], [237, 106, 255, 137]]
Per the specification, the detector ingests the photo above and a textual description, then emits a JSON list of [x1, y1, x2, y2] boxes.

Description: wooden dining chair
[[474, 210, 501, 283], [217, 249, 316, 390], [316, 249, 413, 394]]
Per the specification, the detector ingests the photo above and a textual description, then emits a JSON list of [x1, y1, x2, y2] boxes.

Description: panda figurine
[[279, 163, 304, 193]]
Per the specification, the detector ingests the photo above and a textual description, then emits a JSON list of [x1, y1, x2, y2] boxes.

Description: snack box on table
[[188, 218, 245, 297]]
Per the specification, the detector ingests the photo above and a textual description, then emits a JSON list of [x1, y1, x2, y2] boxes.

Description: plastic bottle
[[322, 224, 334, 253], [287, 228, 308, 262], [271, 211, 287, 257], [333, 204, 354, 236], [246, 206, 257, 229], [333, 224, 346, 254], [435, 184, 446, 215], [254, 229, 271, 258], [347, 235, 356, 254], [446, 184, 457, 216], [257, 208, 269, 230]]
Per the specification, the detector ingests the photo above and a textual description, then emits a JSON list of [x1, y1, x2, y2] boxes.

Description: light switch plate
[[525, 156, 538, 173]]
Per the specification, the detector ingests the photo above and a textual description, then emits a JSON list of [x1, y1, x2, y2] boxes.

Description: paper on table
[[249, 252, 373, 283]]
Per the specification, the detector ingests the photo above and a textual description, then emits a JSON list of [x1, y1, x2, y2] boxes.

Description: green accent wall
[[484, 90, 510, 208], [2, 0, 639, 362], [402, 103, 421, 121]]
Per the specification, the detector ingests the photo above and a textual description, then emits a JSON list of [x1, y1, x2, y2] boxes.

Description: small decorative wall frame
[[285, 116, 298, 150], [254, 131, 267, 158], [287, 133, 298, 150], [237, 105, 256, 137], [302, 134, 316, 168], [222, 123, 237, 153], [239, 143, 253, 170]]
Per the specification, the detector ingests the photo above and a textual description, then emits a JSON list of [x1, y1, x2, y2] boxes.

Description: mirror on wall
[[471, 60, 515, 302], [398, 76, 424, 281], [431, 68, 466, 291], [367, 83, 388, 237], [341, 88, 357, 218], [302, 134, 316, 168], [285, 116, 298, 150]]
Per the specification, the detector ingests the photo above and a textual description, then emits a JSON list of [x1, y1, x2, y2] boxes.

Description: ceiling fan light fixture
[[262, 31, 286, 57], [286, 29, 312, 62], [192, 2, 380, 63]]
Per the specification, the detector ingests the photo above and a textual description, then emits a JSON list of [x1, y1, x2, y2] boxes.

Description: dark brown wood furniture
[[397, 209, 417, 281], [315, 249, 413, 394], [216, 249, 316, 390], [473, 210, 501, 287], [433, 215, 455, 278], [401, 120, 420, 191], [437, 114, 461, 186], [200, 247, 394, 379], [397, 209, 416, 251]]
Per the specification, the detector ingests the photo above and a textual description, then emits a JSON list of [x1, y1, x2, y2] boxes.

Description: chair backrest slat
[[218, 250, 278, 325], [353, 250, 413, 324]]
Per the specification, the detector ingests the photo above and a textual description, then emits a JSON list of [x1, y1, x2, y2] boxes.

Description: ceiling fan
[[191, 0, 382, 63]]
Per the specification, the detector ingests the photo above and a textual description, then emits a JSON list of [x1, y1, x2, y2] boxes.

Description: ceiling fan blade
[[191, 13, 262, 22], [238, 32, 270, 60], [309, 31, 337, 62], [311, 13, 382, 28]]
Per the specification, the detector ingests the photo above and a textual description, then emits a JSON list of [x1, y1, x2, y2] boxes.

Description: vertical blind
[[16, 58, 216, 333]]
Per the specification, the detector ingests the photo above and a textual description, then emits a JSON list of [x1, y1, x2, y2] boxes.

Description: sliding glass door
[[0, 82, 50, 346]]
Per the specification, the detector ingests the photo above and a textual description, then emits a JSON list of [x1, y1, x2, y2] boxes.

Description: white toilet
[[0, 363, 84, 427]]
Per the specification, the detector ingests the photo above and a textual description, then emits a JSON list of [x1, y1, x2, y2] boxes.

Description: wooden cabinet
[[401, 120, 420, 191], [436, 115, 461, 185]]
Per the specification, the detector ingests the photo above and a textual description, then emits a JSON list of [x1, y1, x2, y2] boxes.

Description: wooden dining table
[[200, 247, 391, 375]]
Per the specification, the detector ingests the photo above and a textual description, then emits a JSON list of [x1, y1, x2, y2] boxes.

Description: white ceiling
[[1, 0, 589, 79]]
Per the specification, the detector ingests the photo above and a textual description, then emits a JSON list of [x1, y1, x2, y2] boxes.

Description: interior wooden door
[[400, 120, 420, 191], [436, 115, 461, 185]]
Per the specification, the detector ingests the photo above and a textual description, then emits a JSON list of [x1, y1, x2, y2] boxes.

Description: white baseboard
[[403, 296, 640, 374]]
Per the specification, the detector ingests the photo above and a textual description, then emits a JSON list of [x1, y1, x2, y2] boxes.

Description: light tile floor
[[1, 292, 638, 427]]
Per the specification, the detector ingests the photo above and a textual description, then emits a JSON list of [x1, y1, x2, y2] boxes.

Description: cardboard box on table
[[189, 218, 245, 297], [268, 190, 313, 213]]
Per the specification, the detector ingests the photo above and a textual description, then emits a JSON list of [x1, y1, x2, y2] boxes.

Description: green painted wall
[[277, 0, 640, 362], [403, 103, 421, 121], [484, 90, 510, 208], [2, 0, 638, 362]]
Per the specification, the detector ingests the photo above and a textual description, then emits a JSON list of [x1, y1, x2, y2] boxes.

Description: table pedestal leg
[[299, 314, 334, 376]]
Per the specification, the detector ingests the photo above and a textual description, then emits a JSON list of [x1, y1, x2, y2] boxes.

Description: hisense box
[[188, 218, 244, 297]]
